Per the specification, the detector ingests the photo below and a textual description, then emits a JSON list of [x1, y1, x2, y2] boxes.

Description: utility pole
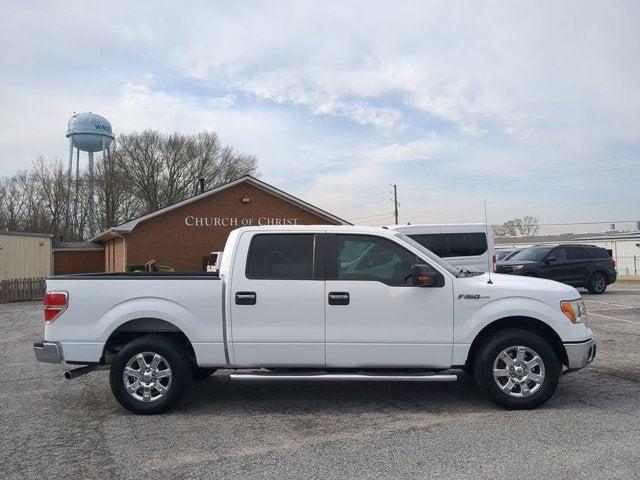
[[392, 184, 399, 224]]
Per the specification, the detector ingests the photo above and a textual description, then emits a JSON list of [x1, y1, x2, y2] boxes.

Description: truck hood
[[456, 272, 580, 305]]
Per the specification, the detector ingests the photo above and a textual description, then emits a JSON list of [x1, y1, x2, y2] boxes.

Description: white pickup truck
[[34, 225, 596, 414]]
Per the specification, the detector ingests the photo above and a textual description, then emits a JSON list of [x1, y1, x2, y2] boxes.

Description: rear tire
[[587, 271, 607, 294], [110, 334, 191, 415], [474, 329, 561, 410]]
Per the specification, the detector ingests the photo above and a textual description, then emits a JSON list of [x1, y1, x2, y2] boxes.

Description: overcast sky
[[1, 1, 638, 231]]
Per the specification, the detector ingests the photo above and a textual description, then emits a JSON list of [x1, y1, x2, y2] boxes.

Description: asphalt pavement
[[1, 284, 639, 479]]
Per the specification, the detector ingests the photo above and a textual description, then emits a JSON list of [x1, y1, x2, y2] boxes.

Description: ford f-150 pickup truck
[[34, 225, 596, 414]]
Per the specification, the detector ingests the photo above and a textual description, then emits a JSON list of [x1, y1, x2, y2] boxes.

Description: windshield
[[508, 247, 551, 262], [394, 233, 460, 276], [496, 250, 512, 260]]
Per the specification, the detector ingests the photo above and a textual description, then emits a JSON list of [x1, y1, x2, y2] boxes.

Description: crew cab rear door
[[229, 231, 325, 366]]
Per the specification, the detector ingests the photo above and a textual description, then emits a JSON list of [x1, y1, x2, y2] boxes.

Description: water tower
[[66, 113, 114, 237]]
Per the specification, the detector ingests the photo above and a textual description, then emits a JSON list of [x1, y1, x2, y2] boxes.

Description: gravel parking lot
[[2, 284, 639, 480]]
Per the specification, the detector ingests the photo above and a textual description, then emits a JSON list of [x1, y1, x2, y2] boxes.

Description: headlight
[[512, 265, 524, 271], [560, 299, 588, 324]]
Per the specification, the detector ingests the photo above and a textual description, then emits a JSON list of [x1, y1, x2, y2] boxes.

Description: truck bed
[[44, 274, 226, 366], [50, 272, 220, 279]]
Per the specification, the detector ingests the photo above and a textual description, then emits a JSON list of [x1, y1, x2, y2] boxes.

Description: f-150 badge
[[458, 294, 490, 300]]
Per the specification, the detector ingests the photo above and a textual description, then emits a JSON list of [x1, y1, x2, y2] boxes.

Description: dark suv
[[496, 244, 617, 294]]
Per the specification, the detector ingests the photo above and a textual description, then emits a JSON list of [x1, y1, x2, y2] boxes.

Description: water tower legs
[[67, 138, 74, 185], [88, 151, 96, 237], [67, 139, 74, 235], [73, 148, 79, 236]]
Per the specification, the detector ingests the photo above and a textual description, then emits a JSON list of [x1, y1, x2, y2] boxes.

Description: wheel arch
[[465, 316, 568, 369], [102, 318, 196, 364], [590, 268, 609, 283]]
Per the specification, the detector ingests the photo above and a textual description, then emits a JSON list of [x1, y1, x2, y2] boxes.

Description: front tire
[[474, 329, 561, 410], [587, 271, 607, 294], [110, 335, 191, 414]]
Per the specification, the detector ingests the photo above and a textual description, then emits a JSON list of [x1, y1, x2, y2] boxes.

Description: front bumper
[[564, 338, 596, 372], [34, 341, 63, 364]]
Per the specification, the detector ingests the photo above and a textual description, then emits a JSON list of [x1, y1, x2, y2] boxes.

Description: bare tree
[[0, 129, 258, 240], [95, 146, 142, 231], [31, 157, 71, 239], [518, 216, 540, 236], [0, 175, 27, 230], [113, 130, 258, 214], [492, 217, 540, 237]]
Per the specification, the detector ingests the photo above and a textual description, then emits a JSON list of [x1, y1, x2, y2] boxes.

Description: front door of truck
[[229, 231, 325, 366], [324, 233, 454, 368]]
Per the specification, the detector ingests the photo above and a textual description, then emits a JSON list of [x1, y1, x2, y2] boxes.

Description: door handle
[[328, 292, 350, 305], [235, 291, 257, 305]]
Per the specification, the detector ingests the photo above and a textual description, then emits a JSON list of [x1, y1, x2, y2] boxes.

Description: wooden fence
[[0, 278, 46, 303]]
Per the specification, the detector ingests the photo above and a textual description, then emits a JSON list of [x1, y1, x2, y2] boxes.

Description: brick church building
[[91, 176, 348, 272]]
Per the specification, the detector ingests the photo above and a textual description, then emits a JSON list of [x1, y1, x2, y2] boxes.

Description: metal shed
[[0, 231, 53, 280]]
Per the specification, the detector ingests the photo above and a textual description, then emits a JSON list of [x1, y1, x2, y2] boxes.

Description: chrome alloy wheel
[[492, 346, 545, 397], [123, 352, 172, 402]]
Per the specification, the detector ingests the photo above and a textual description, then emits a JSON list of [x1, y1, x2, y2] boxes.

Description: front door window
[[337, 235, 418, 286]]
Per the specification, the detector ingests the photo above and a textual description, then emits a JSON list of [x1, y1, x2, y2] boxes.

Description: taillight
[[44, 291, 68, 323], [492, 254, 497, 272], [611, 258, 616, 269]]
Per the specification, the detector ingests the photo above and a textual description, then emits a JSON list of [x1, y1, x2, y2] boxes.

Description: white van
[[390, 223, 496, 272]]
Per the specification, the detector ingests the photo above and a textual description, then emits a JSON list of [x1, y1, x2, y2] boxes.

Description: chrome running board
[[229, 371, 458, 382]]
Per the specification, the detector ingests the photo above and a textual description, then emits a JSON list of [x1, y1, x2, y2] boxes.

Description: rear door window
[[246, 234, 315, 279], [567, 247, 588, 260], [409, 233, 487, 257]]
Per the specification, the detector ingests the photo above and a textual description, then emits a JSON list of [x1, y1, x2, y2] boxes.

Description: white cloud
[[0, 0, 639, 230], [240, 70, 402, 131]]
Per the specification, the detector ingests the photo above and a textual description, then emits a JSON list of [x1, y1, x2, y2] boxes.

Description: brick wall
[[106, 181, 341, 272], [54, 250, 105, 275]]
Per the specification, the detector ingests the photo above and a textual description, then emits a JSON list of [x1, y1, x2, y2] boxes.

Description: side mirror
[[545, 256, 557, 265], [411, 264, 444, 287]]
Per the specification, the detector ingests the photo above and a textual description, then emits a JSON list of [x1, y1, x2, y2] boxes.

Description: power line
[[320, 190, 388, 209], [536, 220, 639, 226], [323, 173, 640, 212], [400, 163, 639, 196], [307, 156, 640, 212], [401, 174, 640, 201], [358, 218, 393, 226], [309, 184, 388, 204], [358, 202, 638, 229], [394, 155, 640, 186], [349, 211, 395, 220], [400, 199, 631, 216]]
